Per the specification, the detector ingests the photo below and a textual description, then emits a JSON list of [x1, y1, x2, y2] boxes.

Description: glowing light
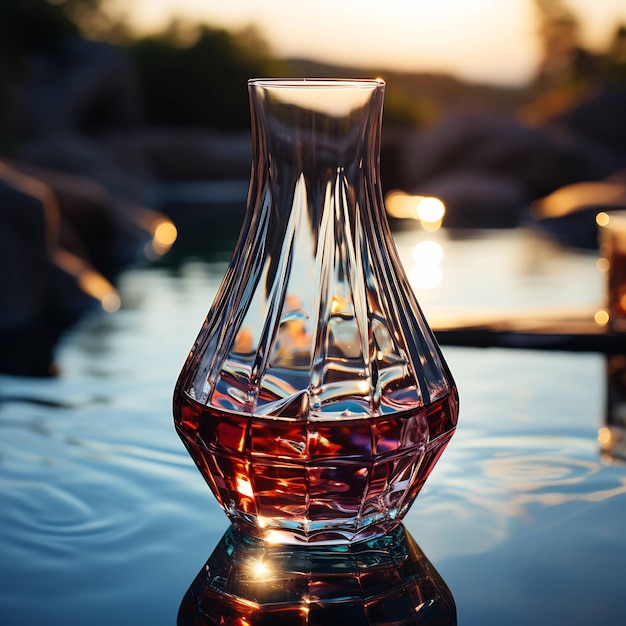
[[409, 240, 444, 290], [412, 240, 444, 265], [54, 249, 121, 313], [330, 296, 348, 315], [596, 212, 610, 227], [264, 530, 286, 544], [409, 263, 443, 290], [385, 190, 419, 219], [385, 191, 445, 231], [236, 476, 254, 498], [250, 558, 271, 579], [598, 427, 613, 447], [76, 271, 121, 312], [416, 197, 445, 223], [233, 327, 254, 354], [150, 218, 178, 257], [155, 219, 178, 246], [594, 310, 610, 326]]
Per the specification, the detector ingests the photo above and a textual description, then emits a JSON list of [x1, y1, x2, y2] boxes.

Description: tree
[[129, 24, 278, 129], [534, 0, 582, 81]]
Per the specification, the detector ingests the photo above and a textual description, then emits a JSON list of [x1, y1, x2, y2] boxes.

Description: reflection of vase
[[173, 79, 459, 544], [178, 524, 456, 625]]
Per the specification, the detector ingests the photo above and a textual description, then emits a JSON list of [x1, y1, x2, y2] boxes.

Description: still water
[[1, 226, 625, 625]]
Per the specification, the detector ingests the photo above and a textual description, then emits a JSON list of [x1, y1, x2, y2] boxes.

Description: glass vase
[[173, 78, 458, 544]]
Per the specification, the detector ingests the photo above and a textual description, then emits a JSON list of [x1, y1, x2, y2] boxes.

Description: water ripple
[[409, 431, 626, 559], [446, 434, 626, 508]]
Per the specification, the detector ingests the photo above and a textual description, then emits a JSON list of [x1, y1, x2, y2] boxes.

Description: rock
[[10, 160, 160, 280], [0, 163, 100, 376], [546, 86, 626, 165], [0, 158, 175, 376], [402, 112, 621, 227]]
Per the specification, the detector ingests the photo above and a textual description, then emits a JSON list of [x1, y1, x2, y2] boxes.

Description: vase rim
[[248, 77, 385, 89]]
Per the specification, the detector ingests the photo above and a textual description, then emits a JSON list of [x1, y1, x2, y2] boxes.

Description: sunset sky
[[108, 0, 626, 86]]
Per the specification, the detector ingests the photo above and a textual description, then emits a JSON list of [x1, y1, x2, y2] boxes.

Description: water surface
[[1, 227, 624, 625]]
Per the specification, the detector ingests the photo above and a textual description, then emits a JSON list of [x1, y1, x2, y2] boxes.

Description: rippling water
[[1, 227, 625, 625]]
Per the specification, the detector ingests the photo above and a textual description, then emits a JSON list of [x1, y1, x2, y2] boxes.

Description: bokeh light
[[386, 191, 446, 231], [145, 218, 178, 259], [409, 240, 444, 290], [416, 197, 446, 223], [594, 309, 610, 326]]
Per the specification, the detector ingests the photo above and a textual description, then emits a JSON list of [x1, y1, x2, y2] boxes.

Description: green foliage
[[383, 88, 439, 128], [128, 25, 279, 130], [605, 24, 626, 84]]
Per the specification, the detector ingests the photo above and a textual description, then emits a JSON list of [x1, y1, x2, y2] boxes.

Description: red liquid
[[174, 389, 458, 543]]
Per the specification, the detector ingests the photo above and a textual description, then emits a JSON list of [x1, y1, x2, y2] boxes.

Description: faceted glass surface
[[174, 79, 458, 543], [178, 524, 456, 625]]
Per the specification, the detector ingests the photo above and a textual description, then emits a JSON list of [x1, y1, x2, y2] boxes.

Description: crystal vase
[[173, 78, 459, 544]]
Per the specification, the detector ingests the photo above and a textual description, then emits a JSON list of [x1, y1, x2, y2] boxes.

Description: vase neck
[[248, 79, 385, 207]]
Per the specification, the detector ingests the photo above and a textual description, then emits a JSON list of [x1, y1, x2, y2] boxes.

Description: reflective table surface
[[1, 227, 625, 625]]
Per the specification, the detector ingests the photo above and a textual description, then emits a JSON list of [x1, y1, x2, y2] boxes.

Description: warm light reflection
[[233, 327, 254, 354], [386, 191, 445, 231], [596, 211, 610, 227], [272, 294, 312, 365], [385, 190, 419, 219], [250, 558, 271, 580], [54, 249, 121, 313], [595, 310, 610, 326], [409, 240, 444, 290], [416, 197, 445, 223], [536, 184, 626, 219], [78, 272, 121, 312], [155, 219, 178, 245], [330, 295, 347, 315], [598, 427, 614, 447], [598, 426, 626, 462], [149, 218, 178, 257], [597, 257, 610, 272], [236, 476, 254, 498], [263, 530, 286, 544], [412, 240, 444, 265]]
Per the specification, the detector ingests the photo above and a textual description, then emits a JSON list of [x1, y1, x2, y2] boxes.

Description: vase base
[[231, 510, 406, 546]]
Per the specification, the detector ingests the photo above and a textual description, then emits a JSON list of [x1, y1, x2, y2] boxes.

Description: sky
[[108, 0, 626, 86]]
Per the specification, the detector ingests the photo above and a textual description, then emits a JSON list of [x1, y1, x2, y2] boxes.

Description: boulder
[[0, 164, 99, 375], [402, 112, 622, 227]]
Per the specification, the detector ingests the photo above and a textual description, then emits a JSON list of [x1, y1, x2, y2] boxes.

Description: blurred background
[[1, 0, 625, 374]]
